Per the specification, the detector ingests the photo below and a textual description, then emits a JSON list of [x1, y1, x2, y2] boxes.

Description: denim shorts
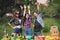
[[34, 32, 40, 36], [13, 28, 22, 34]]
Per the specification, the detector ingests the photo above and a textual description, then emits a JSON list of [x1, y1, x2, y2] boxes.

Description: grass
[[42, 18, 60, 34], [0, 16, 60, 39]]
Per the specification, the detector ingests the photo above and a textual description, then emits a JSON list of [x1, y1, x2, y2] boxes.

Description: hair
[[34, 11, 38, 14], [34, 10, 39, 14], [34, 10, 41, 14], [14, 12, 19, 16], [14, 10, 22, 19], [23, 13, 29, 25]]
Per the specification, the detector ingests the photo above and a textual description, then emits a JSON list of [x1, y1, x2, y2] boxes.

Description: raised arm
[[28, 5, 31, 14], [23, 4, 26, 16]]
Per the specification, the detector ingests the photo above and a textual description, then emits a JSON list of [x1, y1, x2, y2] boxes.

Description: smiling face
[[15, 11, 20, 17], [26, 14, 29, 19], [34, 12, 38, 17]]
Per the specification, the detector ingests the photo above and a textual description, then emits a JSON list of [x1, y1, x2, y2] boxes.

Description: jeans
[[24, 28, 32, 36]]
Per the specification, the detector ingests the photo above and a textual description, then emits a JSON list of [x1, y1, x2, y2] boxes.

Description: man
[[34, 11, 44, 36]]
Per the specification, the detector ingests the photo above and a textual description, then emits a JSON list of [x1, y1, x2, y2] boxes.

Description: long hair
[[23, 13, 29, 24]]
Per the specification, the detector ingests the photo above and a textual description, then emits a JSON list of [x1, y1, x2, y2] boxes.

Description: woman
[[34, 11, 44, 36], [23, 13, 32, 36], [8, 11, 22, 36]]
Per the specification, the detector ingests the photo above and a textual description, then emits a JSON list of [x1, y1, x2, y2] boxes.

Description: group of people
[[8, 4, 44, 37]]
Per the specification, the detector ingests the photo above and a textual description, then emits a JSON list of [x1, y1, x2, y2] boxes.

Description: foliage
[[42, 18, 60, 35], [0, 0, 60, 39], [0, 0, 60, 17], [0, 17, 60, 39], [42, 3, 58, 17]]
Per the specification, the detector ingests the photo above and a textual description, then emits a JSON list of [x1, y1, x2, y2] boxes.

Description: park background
[[0, 0, 60, 39]]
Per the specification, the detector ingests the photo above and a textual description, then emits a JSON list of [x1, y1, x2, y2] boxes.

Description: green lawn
[[0, 16, 60, 39]]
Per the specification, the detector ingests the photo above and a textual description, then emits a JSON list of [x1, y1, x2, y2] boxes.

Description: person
[[8, 11, 22, 36], [23, 4, 32, 36], [23, 13, 32, 36], [34, 11, 44, 36]]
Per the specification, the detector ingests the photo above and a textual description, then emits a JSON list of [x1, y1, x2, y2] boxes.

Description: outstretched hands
[[23, 4, 31, 16]]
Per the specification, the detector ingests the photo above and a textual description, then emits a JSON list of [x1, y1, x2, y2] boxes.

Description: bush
[[42, 3, 58, 17]]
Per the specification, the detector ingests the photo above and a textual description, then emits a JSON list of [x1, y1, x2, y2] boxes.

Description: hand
[[28, 5, 30, 10], [12, 27, 16, 29], [31, 23, 34, 27], [24, 5, 26, 9], [33, 24, 34, 27], [8, 23, 13, 28], [8, 23, 11, 26], [20, 6, 23, 10]]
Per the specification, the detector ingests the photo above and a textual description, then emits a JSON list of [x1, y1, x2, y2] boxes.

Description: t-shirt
[[34, 19, 42, 32], [9, 17, 22, 28], [10, 17, 22, 26]]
